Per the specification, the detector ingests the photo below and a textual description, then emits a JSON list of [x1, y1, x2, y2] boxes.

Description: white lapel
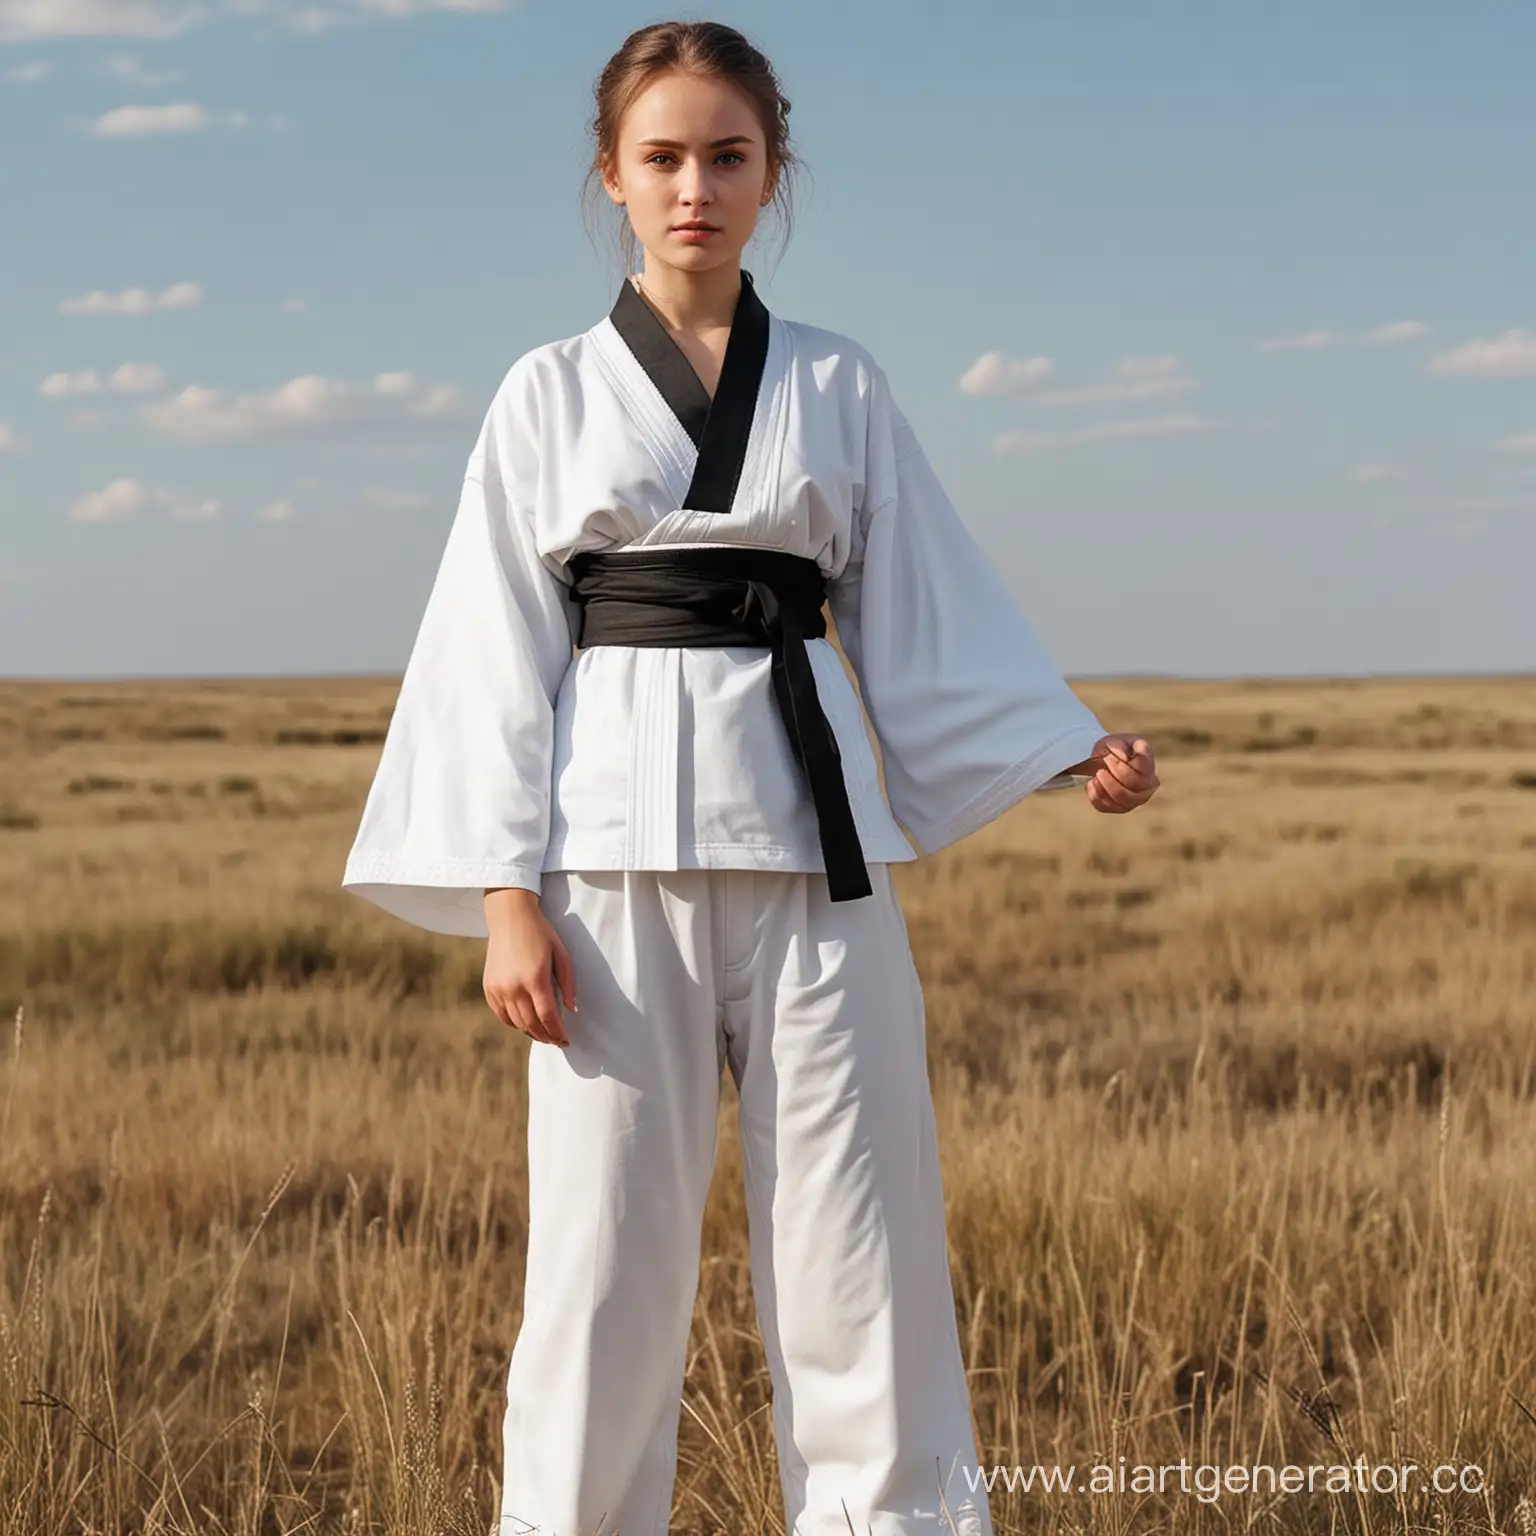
[[587, 310, 790, 528], [589, 315, 698, 512]]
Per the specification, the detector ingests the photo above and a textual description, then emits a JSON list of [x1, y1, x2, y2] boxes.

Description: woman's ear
[[599, 157, 625, 207]]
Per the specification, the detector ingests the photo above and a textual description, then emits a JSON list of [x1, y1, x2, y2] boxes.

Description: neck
[[633, 258, 742, 335]]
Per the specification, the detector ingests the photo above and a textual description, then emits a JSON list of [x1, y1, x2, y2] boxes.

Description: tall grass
[[2, 673, 1534, 1533]]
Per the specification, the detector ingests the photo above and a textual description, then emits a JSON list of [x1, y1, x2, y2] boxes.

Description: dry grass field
[[2, 670, 1535, 1535]]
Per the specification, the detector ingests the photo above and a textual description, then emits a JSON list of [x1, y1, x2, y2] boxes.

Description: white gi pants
[[498, 865, 992, 1536]]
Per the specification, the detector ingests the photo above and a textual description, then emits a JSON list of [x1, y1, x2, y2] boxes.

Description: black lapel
[[686, 271, 769, 514], [607, 271, 771, 514], [609, 276, 712, 448]]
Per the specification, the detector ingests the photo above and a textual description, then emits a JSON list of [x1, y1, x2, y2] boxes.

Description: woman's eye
[[643, 151, 746, 166]]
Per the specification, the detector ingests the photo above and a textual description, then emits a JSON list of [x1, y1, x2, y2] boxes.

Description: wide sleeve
[[826, 363, 1107, 856], [341, 360, 578, 937]]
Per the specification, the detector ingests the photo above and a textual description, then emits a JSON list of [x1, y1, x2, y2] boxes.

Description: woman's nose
[[678, 162, 713, 206]]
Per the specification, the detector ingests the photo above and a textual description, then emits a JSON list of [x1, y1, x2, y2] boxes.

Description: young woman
[[343, 20, 1159, 1535]]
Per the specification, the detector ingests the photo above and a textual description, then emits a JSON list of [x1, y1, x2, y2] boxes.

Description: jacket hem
[[541, 836, 919, 873]]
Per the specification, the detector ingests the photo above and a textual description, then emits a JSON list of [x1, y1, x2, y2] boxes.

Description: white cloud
[[1035, 371, 1197, 409], [994, 413, 1226, 455], [254, 498, 296, 520], [1427, 329, 1536, 379], [164, 490, 220, 519], [40, 362, 166, 396], [360, 487, 431, 510], [6, 58, 54, 79], [0, 423, 28, 453], [1494, 430, 1536, 454], [279, 297, 308, 312], [104, 52, 184, 85], [91, 101, 246, 136], [41, 368, 102, 396], [1361, 321, 1430, 345], [0, 0, 200, 41], [1348, 463, 1406, 483], [61, 280, 202, 314], [142, 371, 471, 442], [957, 350, 1054, 397], [414, 382, 466, 418], [0, 0, 511, 40], [1256, 321, 1430, 353], [960, 349, 1198, 406], [66, 475, 222, 521], [109, 361, 166, 392], [348, 0, 504, 14], [1257, 329, 1337, 353], [245, 0, 510, 32], [68, 476, 148, 521]]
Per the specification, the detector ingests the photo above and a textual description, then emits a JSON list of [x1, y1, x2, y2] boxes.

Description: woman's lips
[[673, 226, 718, 240]]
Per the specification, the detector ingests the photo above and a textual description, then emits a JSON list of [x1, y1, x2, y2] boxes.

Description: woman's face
[[602, 70, 775, 278]]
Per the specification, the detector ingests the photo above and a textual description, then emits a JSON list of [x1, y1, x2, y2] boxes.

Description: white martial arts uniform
[[341, 270, 1108, 1534], [501, 865, 988, 1536]]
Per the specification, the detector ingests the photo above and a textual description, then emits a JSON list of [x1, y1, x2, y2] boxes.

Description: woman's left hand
[[1085, 734, 1159, 813]]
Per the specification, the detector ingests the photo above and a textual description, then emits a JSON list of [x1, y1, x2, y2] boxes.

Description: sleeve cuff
[[900, 720, 1107, 856]]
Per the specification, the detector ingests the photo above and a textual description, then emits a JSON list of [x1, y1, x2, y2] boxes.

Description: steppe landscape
[[2, 668, 1534, 1533]]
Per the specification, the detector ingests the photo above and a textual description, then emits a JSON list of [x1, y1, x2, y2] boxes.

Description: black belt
[[568, 546, 873, 902]]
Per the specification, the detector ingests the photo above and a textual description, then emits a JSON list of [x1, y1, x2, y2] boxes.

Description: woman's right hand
[[482, 888, 577, 1047]]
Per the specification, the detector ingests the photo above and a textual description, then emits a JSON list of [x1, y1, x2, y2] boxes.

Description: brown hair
[[582, 21, 801, 278]]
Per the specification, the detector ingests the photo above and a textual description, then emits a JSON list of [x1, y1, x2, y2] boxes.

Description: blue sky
[[2, 0, 1532, 679]]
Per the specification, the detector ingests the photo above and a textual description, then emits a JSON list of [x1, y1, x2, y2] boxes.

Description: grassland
[[2, 671, 1534, 1534]]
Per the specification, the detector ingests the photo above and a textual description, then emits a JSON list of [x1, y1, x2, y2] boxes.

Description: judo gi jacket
[[342, 271, 1107, 936]]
